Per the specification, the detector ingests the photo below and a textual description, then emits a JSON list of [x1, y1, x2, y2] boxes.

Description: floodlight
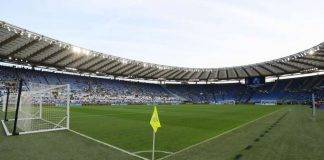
[[72, 46, 81, 54], [121, 59, 128, 64], [309, 49, 315, 55], [72, 46, 91, 55], [83, 49, 90, 55]]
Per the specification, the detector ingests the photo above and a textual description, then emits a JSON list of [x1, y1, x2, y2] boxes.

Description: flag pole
[[152, 131, 155, 160], [312, 93, 316, 117], [150, 106, 160, 160]]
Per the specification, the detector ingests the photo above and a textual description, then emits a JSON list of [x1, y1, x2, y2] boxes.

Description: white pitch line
[[1, 120, 12, 136], [158, 107, 287, 160], [69, 129, 149, 160], [133, 150, 174, 155]]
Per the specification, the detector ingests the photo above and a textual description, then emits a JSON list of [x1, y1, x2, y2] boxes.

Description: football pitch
[[1, 104, 324, 160]]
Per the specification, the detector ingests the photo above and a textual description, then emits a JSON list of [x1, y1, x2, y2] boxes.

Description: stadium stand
[[0, 21, 323, 82], [0, 21, 323, 106], [1, 65, 323, 105]]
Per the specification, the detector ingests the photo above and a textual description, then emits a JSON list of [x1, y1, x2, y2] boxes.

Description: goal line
[[69, 129, 149, 160]]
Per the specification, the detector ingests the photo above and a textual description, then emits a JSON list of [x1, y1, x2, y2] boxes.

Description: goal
[[260, 100, 277, 105], [1, 81, 70, 136], [1, 91, 4, 112], [216, 100, 236, 105]]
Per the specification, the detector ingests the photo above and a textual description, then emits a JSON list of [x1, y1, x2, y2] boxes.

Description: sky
[[1, 0, 324, 68]]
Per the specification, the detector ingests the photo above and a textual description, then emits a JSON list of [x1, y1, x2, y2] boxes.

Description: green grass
[[1, 104, 324, 160], [166, 106, 324, 160], [70, 104, 279, 159]]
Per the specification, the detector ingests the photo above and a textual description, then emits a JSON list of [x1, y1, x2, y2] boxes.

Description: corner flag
[[150, 106, 161, 160], [150, 106, 161, 133]]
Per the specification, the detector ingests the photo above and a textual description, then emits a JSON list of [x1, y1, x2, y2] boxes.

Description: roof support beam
[[96, 60, 116, 71], [216, 70, 220, 79], [316, 54, 324, 57], [143, 68, 161, 77], [178, 71, 190, 79], [250, 66, 262, 76], [65, 56, 85, 67], [131, 67, 152, 76], [38, 48, 68, 62], [278, 61, 302, 70], [233, 68, 239, 78], [258, 64, 276, 75], [301, 57, 324, 63], [103, 62, 122, 73], [269, 62, 292, 73], [52, 54, 74, 66], [123, 65, 143, 76], [25, 44, 55, 59], [205, 71, 211, 80], [225, 69, 229, 79], [286, 61, 313, 69], [0, 34, 20, 47], [106, 63, 128, 74], [6, 39, 39, 58], [136, 68, 156, 77], [197, 71, 203, 79], [152, 69, 170, 78], [86, 59, 108, 71], [75, 56, 99, 69], [114, 64, 137, 75], [292, 59, 323, 69], [168, 70, 184, 79], [161, 69, 178, 78], [185, 71, 196, 80], [180, 71, 193, 80], [265, 63, 286, 73], [241, 67, 251, 77]]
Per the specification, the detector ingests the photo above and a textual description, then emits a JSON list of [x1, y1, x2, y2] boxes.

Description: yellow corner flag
[[150, 106, 161, 133]]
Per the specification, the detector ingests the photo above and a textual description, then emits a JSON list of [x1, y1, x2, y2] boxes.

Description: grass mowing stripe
[[72, 112, 139, 118], [158, 107, 286, 160], [71, 105, 278, 159], [69, 129, 149, 160]]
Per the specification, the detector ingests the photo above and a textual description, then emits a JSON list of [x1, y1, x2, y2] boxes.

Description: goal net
[[1, 82, 70, 136], [1, 91, 5, 112], [216, 100, 236, 105], [260, 100, 277, 105]]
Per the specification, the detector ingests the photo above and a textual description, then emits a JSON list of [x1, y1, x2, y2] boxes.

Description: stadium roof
[[0, 21, 323, 82]]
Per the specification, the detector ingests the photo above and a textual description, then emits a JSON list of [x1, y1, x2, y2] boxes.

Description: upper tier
[[0, 21, 323, 82]]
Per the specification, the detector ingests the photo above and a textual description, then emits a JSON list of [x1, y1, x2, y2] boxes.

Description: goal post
[[1, 80, 70, 136], [260, 100, 277, 105], [216, 100, 236, 105], [1, 90, 6, 112]]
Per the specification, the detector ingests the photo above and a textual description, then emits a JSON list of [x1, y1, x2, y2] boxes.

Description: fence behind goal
[[1, 81, 70, 136]]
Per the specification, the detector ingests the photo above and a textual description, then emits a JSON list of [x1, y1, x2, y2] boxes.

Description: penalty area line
[[157, 107, 286, 160], [69, 129, 149, 160], [133, 150, 174, 155]]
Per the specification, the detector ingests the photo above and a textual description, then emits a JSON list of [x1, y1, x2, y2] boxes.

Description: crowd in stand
[[0, 65, 323, 105]]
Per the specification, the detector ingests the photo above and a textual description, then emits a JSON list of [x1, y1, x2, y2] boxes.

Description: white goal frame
[[1, 93, 4, 112], [260, 100, 277, 105], [1, 82, 70, 136], [216, 100, 236, 105]]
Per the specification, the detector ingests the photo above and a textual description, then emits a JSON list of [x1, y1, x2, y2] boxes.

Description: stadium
[[1, 1, 324, 160]]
